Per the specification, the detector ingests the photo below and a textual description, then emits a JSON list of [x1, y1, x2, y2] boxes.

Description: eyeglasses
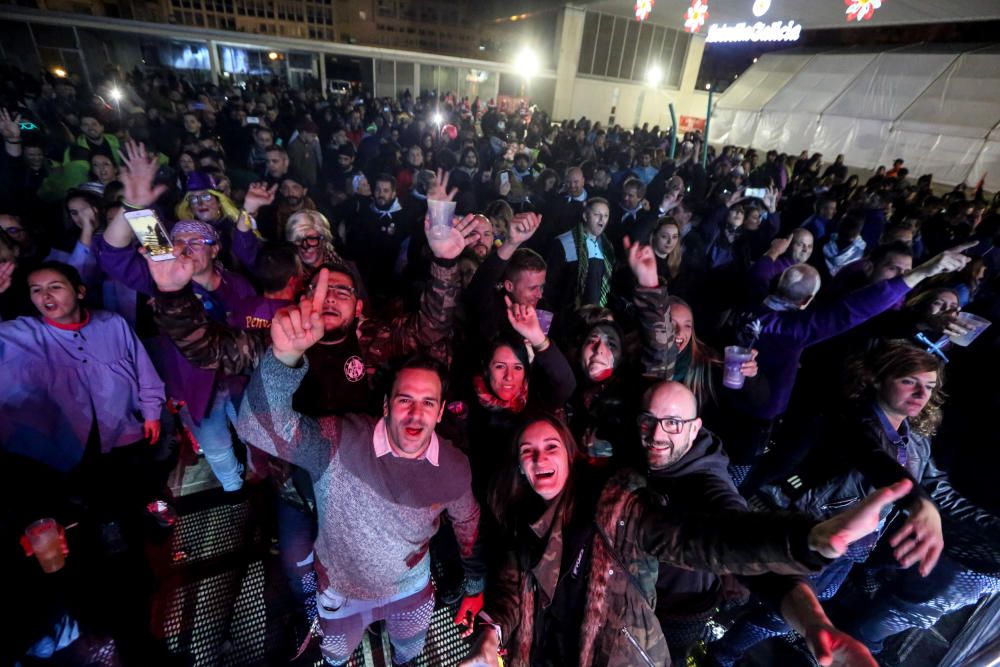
[[186, 193, 216, 205], [172, 238, 216, 252], [306, 282, 356, 300], [295, 235, 323, 248], [636, 412, 698, 435], [3, 226, 25, 236]]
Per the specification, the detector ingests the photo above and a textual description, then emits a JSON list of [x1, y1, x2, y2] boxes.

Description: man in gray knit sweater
[[237, 269, 485, 666]]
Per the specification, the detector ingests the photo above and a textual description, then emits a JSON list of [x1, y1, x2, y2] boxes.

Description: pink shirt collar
[[372, 417, 439, 466]]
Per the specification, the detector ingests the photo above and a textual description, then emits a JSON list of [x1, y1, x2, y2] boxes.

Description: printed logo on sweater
[[344, 355, 366, 382]]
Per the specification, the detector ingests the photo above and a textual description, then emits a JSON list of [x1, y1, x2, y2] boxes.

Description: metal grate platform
[[155, 487, 474, 666]]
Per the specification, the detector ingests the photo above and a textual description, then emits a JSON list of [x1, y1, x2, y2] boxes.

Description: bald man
[[637, 381, 748, 659], [728, 245, 974, 490], [638, 381, 876, 665]]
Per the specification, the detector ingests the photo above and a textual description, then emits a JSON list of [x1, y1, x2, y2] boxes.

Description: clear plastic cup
[[536, 309, 554, 334], [723, 345, 753, 389], [25, 518, 65, 573], [426, 199, 457, 241], [948, 312, 990, 347]]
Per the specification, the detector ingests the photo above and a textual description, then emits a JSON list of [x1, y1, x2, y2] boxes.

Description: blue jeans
[[276, 497, 318, 605], [182, 388, 243, 492], [845, 558, 1000, 652]]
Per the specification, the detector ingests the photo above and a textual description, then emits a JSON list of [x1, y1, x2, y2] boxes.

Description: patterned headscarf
[[171, 220, 220, 242]]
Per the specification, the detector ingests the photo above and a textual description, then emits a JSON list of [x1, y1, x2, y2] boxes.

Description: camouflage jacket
[[151, 257, 461, 377], [488, 469, 828, 667]]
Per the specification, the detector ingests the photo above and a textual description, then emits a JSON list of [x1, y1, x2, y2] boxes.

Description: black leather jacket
[[756, 402, 1000, 574]]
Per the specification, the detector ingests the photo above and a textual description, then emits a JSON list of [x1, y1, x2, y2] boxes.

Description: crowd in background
[[1, 63, 999, 667]]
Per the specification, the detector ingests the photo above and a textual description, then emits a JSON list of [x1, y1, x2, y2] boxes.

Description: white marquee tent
[[711, 44, 1000, 192]]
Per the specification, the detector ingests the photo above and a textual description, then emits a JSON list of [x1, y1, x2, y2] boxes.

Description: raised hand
[[725, 187, 747, 209], [767, 235, 792, 260], [271, 268, 329, 367], [120, 138, 167, 208], [243, 181, 277, 216], [660, 191, 680, 213], [624, 235, 659, 288], [508, 212, 541, 247], [505, 295, 546, 347], [809, 479, 913, 559], [426, 213, 480, 260], [140, 247, 195, 293], [762, 186, 779, 213], [427, 168, 458, 202], [0, 108, 22, 142], [906, 241, 976, 286]]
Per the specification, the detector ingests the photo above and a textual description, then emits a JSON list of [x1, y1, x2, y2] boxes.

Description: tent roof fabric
[[710, 43, 1000, 191], [713, 53, 813, 111]]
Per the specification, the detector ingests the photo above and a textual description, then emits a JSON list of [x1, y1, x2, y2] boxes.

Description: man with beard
[[249, 171, 318, 242], [146, 220, 484, 664], [456, 214, 496, 288], [637, 381, 888, 666], [235, 284, 486, 666], [328, 143, 359, 198], [64, 113, 122, 165], [345, 173, 418, 303]]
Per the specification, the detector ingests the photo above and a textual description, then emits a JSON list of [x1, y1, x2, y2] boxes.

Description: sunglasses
[[295, 235, 324, 248]]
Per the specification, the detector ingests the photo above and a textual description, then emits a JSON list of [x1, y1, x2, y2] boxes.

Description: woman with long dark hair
[[458, 412, 907, 667]]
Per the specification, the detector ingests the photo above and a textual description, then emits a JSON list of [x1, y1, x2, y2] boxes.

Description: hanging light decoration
[[845, 0, 882, 22], [684, 0, 709, 33], [634, 0, 654, 22]]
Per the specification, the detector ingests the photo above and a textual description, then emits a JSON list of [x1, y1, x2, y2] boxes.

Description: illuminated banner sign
[[705, 20, 801, 43]]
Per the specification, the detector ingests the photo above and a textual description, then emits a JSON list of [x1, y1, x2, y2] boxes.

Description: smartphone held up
[[124, 209, 175, 261]]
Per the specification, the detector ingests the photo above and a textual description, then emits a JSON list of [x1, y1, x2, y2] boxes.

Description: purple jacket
[[746, 255, 794, 306], [94, 237, 257, 422], [0, 311, 165, 472], [742, 276, 912, 420], [228, 296, 292, 330]]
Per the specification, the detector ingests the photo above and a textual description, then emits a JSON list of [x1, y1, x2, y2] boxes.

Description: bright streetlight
[[513, 47, 539, 80], [645, 65, 663, 87], [52, 67, 68, 78]]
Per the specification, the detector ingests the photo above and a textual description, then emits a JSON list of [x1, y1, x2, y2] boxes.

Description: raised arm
[[625, 235, 677, 379], [505, 294, 576, 408], [640, 479, 914, 575], [388, 212, 480, 361], [788, 242, 975, 347], [235, 274, 339, 475], [147, 251, 268, 374]]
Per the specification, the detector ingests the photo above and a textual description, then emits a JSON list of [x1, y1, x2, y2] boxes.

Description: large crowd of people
[[1, 62, 998, 667]]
